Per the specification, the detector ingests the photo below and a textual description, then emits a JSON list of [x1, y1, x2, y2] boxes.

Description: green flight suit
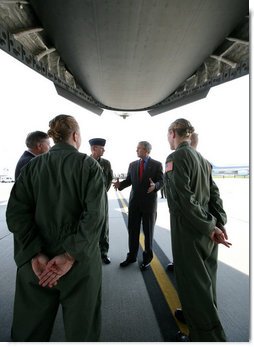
[[97, 157, 113, 257], [164, 141, 227, 342], [6, 143, 106, 342]]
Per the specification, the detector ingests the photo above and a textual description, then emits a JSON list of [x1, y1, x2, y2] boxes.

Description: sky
[[0, 48, 249, 177]]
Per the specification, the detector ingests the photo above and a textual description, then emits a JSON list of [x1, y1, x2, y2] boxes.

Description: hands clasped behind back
[[31, 252, 75, 288]]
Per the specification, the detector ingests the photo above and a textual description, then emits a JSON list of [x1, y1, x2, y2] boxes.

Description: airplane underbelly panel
[[28, 0, 248, 110]]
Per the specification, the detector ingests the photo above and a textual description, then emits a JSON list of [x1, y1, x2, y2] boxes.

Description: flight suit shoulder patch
[[165, 161, 173, 172]]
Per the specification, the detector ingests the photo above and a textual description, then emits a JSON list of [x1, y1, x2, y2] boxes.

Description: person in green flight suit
[[6, 114, 106, 342], [164, 118, 232, 342], [89, 138, 113, 264]]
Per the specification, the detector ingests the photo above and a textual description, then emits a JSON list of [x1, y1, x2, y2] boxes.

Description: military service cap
[[89, 138, 106, 146]]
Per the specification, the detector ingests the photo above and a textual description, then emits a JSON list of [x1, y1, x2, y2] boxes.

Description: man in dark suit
[[15, 131, 51, 180], [113, 141, 164, 271]]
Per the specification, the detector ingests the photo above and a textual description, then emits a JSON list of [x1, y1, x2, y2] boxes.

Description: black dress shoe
[[102, 255, 111, 264], [120, 258, 136, 267], [176, 331, 190, 342], [166, 262, 174, 271], [175, 308, 186, 324], [140, 263, 150, 271]]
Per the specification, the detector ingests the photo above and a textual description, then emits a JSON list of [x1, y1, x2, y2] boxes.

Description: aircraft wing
[[0, 0, 249, 115]]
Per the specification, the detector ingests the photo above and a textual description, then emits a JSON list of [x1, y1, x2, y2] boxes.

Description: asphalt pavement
[[0, 178, 250, 342]]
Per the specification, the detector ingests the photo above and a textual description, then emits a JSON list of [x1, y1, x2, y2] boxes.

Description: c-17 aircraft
[[0, 0, 249, 116], [0, 0, 249, 343]]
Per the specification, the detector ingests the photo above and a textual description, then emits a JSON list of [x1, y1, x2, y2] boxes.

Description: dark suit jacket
[[119, 157, 164, 213], [15, 151, 35, 180]]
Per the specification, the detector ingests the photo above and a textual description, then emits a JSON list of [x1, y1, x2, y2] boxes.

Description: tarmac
[[0, 177, 250, 343]]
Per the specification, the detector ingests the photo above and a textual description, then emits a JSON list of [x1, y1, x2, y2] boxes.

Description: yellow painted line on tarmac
[[116, 191, 189, 335]]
